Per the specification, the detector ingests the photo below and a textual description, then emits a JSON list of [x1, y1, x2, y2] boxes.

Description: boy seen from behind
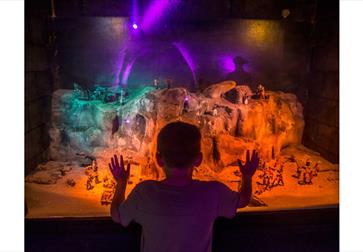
[[110, 121, 259, 252]]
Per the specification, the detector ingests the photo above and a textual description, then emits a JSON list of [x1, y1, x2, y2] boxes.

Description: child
[[109, 121, 259, 252]]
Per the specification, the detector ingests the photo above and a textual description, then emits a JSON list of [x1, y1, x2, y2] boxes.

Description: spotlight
[[132, 23, 138, 30]]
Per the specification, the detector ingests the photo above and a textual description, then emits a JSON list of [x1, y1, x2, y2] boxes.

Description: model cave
[[25, 80, 338, 217]]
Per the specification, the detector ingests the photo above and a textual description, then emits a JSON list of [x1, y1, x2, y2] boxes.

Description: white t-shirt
[[118, 180, 240, 252]]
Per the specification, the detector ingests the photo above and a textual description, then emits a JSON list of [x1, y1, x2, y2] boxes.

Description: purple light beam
[[121, 59, 136, 86], [173, 42, 197, 85], [141, 0, 169, 31]]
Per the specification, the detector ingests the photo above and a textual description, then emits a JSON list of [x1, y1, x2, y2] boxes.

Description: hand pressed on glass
[[109, 154, 131, 183], [237, 149, 259, 178]]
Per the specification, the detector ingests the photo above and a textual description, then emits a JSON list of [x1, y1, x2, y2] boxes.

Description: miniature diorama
[[25, 79, 339, 218], [24, 0, 339, 219]]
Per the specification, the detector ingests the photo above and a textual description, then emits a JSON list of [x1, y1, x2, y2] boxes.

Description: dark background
[[25, 0, 339, 174]]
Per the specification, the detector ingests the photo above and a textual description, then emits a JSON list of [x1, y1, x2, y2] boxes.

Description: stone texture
[[202, 81, 237, 98]]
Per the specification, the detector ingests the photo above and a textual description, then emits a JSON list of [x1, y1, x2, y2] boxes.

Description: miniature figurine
[[85, 165, 93, 176], [66, 179, 76, 187], [165, 78, 173, 89], [262, 170, 272, 190], [101, 190, 114, 205], [212, 108, 218, 116], [262, 162, 267, 172], [278, 164, 284, 173], [233, 170, 242, 177], [292, 162, 305, 179], [287, 155, 296, 163], [183, 96, 190, 113], [86, 177, 94, 190], [92, 160, 98, 172], [94, 175, 101, 184], [299, 167, 313, 185], [242, 92, 249, 105], [256, 84, 266, 99], [294, 159, 316, 185], [73, 83, 84, 99], [60, 127, 70, 146], [119, 88, 124, 105], [153, 78, 160, 89], [313, 162, 320, 177], [274, 170, 284, 186], [103, 178, 116, 189], [304, 166, 314, 185], [60, 169, 66, 176], [255, 182, 264, 195]]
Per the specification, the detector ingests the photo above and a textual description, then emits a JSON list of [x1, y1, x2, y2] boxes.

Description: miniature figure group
[[153, 77, 174, 89], [101, 176, 116, 205], [238, 83, 266, 106], [255, 160, 284, 195], [85, 159, 102, 190], [292, 159, 319, 185], [83, 159, 118, 205]]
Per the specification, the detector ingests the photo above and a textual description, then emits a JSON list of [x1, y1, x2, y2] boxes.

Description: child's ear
[[156, 152, 164, 167], [194, 152, 203, 167]]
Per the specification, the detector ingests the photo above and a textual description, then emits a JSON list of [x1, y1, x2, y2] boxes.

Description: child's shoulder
[[133, 180, 158, 191], [193, 180, 229, 189]]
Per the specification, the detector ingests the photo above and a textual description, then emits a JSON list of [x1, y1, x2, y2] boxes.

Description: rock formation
[[48, 82, 304, 180]]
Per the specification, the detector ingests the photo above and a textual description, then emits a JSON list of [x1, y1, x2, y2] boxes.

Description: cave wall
[[25, 1, 54, 175], [302, 1, 339, 163]]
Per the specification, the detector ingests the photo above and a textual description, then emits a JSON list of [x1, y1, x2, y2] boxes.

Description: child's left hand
[[109, 154, 131, 183]]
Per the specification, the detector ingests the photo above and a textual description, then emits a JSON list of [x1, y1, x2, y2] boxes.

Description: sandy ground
[[25, 145, 338, 218]]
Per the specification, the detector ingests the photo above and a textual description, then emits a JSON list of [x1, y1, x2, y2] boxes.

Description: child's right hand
[[109, 154, 131, 183], [237, 149, 259, 178]]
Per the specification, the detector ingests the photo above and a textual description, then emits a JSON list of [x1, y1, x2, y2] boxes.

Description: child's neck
[[162, 166, 193, 187]]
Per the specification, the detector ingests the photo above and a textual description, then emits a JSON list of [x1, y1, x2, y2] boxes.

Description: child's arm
[[109, 155, 130, 224], [237, 150, 259, 208]]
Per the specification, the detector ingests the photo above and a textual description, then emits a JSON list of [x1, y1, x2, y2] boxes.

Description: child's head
[[156, 121, 202, 170]]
